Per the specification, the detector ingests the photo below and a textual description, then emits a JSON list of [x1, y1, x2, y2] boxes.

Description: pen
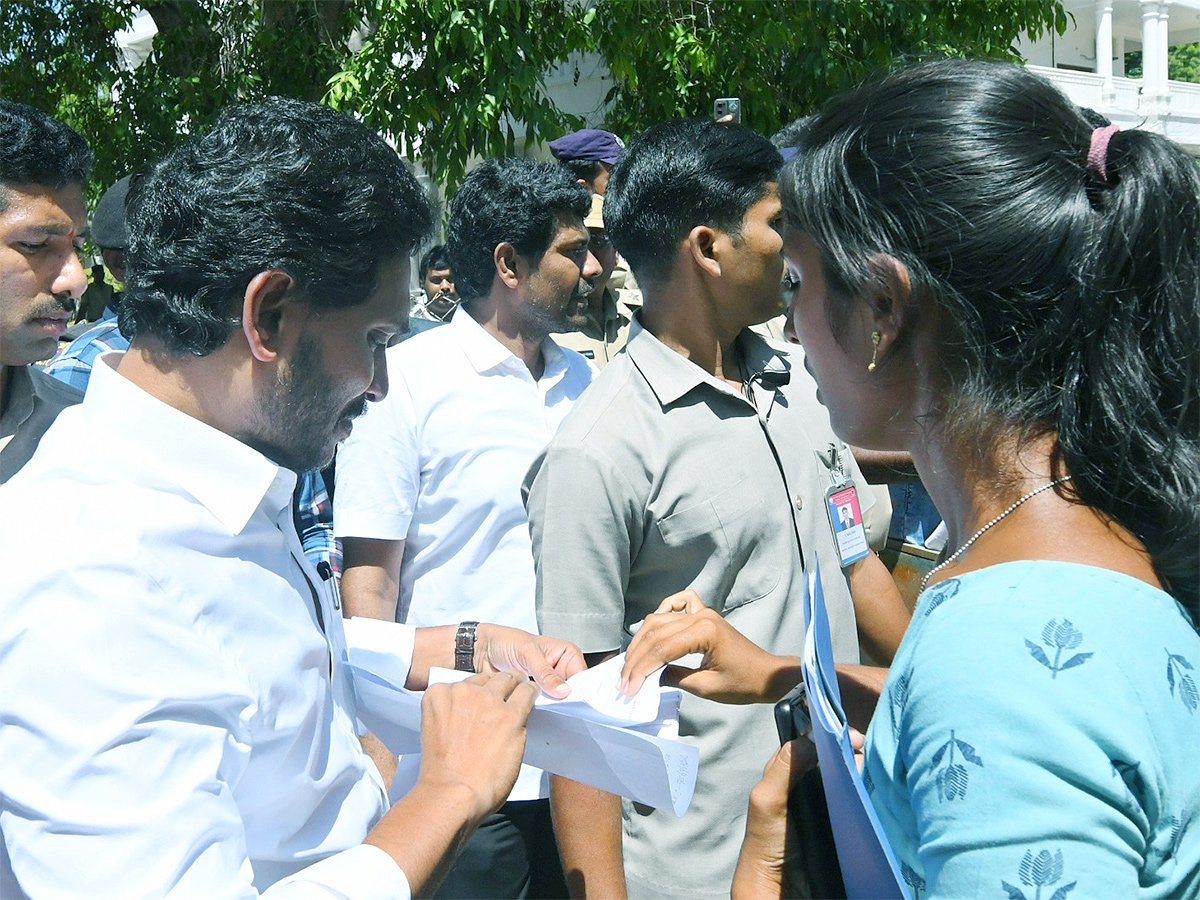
[[316, 560, 341, 611]]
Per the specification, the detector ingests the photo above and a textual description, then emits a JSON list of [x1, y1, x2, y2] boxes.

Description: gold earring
[[867, 331, 881, 373]]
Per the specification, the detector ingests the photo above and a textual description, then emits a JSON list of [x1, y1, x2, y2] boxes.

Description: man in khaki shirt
[[551, 193, 635, 368], [0, 101, 89, 482], [524, 118, 910, 900]]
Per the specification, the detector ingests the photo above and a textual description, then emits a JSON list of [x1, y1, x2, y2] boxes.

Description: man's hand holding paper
[[350, 641, 701, 816], [404, 620, 586, 694], [416, 672, 540, 817]]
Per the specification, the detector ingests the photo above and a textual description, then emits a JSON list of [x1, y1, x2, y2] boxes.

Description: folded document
[[802, 562, 909, 899], [347, 651, 699, 816]]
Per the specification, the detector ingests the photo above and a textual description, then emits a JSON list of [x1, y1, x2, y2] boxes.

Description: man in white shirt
[[335, 156, 600, 900], [0, 98, 584, 900]]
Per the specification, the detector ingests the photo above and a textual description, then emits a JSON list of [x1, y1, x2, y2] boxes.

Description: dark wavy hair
[[419, 243, 453, 282], [0, 101, 91, 208], [121, 97, 434, 356], [603, 118, 783, 286], [446, 157, 591, 301], [782, 59, 1200, 619]]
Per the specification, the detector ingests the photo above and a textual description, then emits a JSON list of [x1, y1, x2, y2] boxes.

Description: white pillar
[[1096, 0, 1115, 103], [1141, 0, 1163, 112], [1159, 0, 1172, 110]]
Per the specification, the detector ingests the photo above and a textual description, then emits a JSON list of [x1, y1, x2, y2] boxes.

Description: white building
[[1015, 0, 1200, 153]]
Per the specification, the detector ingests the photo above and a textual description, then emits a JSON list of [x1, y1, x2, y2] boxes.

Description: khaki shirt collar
[[625, 312, 792, 411], [0, 364, 36, 435], [580, 288, 631, 343]]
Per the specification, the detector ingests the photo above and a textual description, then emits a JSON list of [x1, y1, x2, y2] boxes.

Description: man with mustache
[[551, 192, 636, 369], [0, 99, 585, 899], [0, 101, 89, 481], [335, 157, 600, 900]]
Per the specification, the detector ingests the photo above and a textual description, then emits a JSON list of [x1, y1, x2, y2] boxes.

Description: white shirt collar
[[450, 306, 569, 384], [89, 352, 295, 534]]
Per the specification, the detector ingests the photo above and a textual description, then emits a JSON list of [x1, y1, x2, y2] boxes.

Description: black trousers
[[433, 798, 568, 900]]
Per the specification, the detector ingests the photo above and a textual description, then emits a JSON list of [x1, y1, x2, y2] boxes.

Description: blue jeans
[[888, 482, 942, 546]]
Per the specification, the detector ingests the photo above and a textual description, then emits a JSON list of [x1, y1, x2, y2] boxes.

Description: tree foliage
[[1126, 43, 1200, 84], [1, 0, 141, 197], [591, 0, 1068, 140], [1, 0, 1066, 198], [327, 0, 595, 188], [1, 0, 357, 197]]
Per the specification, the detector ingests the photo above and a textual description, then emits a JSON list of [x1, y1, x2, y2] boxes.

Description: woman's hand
[[732, 739, 818, 900], [836, 664, 890, 734], [618, 590, 800, 703]]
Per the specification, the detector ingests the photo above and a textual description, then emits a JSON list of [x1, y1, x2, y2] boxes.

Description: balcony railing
[[1170, 79, 1200, 114], [1027, 63, 1200, 117]]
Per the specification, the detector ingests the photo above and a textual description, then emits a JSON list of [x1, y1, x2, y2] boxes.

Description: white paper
[[348, 656, 699, 816], [527, 703, 697, 816], [427, 653, 673, 726]]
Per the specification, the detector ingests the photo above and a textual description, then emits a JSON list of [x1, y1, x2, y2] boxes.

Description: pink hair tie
[[1087, 124, 1120, 184]]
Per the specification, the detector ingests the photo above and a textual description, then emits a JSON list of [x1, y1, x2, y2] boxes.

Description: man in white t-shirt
[[335, 156, 600, 900]]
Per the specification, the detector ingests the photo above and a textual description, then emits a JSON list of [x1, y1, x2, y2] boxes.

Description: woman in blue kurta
[[620, 59, 1199, 898], [862, 564, 1198, 898]]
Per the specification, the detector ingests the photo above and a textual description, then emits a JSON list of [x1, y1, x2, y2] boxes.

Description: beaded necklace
[[920, 475, 1074, 593]]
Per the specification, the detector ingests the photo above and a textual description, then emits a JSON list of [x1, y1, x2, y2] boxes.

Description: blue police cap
[[548, 129, 624, 165]]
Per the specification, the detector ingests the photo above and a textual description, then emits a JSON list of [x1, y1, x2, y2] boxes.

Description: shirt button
[[794, 495, 804, 511]]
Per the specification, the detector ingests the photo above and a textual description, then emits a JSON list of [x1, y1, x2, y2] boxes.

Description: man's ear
[[861, 254, 915, 350], [685, 225, 720, 279], [494, 242, 522, 290], [240, 269, 303, 363]]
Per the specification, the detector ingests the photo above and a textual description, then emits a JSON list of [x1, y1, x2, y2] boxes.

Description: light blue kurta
[[864, 562, 1200, 900]]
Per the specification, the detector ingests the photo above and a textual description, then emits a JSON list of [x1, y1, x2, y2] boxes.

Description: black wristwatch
[[454, 621, 479, 672]]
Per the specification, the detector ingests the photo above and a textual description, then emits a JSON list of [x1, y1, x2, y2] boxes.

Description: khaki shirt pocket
[[655, 476, 782, 613]]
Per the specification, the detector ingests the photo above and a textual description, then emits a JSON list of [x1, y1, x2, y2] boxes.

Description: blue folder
[[802, 560, 910, 899]]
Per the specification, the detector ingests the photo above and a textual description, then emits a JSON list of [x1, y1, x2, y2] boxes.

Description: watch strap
[[454, 621, 479, 672]]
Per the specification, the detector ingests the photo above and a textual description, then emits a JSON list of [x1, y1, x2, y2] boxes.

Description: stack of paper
[[347, 651, 699, 817], [802, 561, 909, 899]]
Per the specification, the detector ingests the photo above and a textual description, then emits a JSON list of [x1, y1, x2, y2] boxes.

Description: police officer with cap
[[549, 128, 624, 195]]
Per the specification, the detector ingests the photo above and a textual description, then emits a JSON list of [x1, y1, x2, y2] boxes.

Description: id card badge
[[825, 482, 870, 567], [815, 442, 870, 567]]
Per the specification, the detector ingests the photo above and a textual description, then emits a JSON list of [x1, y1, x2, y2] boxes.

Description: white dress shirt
[[335, 308, 594, 801], [0, 354, 416, 900]]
